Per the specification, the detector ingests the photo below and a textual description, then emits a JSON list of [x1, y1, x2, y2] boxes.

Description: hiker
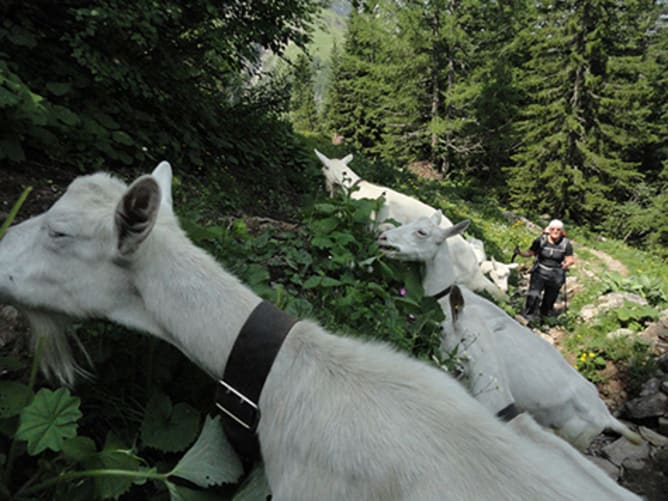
[[514, 219, 575, 322]]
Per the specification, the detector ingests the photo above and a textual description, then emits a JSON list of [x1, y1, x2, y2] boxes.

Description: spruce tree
[[507, 0, 656, 225], [289, 53, 319, 132]]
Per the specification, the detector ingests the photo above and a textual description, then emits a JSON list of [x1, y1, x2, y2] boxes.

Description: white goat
[[467, 237, 487, 263], [443, 284, 638, 500], [0, 163, 638, 500], [378, 212, 642, 450], [314, 149, 506, 300], [479, 257, 518, 294], [467, 237, 518, 293]]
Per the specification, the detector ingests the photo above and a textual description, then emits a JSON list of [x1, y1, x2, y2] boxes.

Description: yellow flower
[[588, 352, 595, 358]]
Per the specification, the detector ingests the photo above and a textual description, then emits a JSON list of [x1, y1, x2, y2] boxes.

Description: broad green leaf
[[62, 435, 97, 463], [313, 203, 338, 214], [87, 432, 142, 500], [170, 415, 243, 488], [303, 275, 323, 289], [311, 236, 334, 249], [310, 217, 339, 234], [16, 387, 81, 455], [46, 82, 72, 96], [111, 131, 133, 145], [167, 482, 222, 501], [141, 393, 200, 452], [51, 105, 79, 126], [0, 381, 32, 417], [232, 465, 271, 501], [320, 276, 342, 287]]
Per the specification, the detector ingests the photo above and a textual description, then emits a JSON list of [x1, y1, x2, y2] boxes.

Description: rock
[[607, 328, 635, 340], [0, 304, 21, 348], [622, 457, 648, 471], [624, 392, 668, 419], [638, 426, 668, 446], [580, 292, 649, 322], [601, 437, 651, 467], [657, 353, 668, 373], [640, 378, 663, 396], [586, 456, 620, 480], [661, 380, 668, 395], [659, 417, 668, 436]]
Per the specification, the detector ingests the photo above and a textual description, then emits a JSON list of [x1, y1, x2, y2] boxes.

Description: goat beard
[[22, 308, 91, 387]]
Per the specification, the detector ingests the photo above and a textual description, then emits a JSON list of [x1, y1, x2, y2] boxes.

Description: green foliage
[[575, 350, 608, 383], [288, 53, 320, 132], [320, 0, 666, 253], [16, 387, 82, 455], [140, 393, 200, 453], [187, 185, 446, 359], [1, 0, 320, 219], [600, 271, 668, 307], [169, 415, 243, 489]]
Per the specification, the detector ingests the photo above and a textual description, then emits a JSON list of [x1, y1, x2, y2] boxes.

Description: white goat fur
[[479, 257, 518, 293], [467, 237, 518, 293], [315, 149, 505, 300], [378, 212, 642, 450], [446, 285, 638, 500], [0, 163, 641, 500]]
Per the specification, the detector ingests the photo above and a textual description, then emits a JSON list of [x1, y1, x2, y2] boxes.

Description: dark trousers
[[523, 265, 564, 318]]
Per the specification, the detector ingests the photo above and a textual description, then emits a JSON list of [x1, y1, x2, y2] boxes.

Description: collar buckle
[[215, 379, 261, 431]]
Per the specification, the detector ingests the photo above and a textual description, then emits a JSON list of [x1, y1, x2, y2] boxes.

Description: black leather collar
[[496, 402, 520, 422], [216, 300, 299, 464], [431, 285, 453, 301]]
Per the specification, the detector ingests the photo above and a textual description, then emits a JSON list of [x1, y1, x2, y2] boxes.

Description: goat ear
[[439, 219, 470, 243], [491, 256, 498, 269], [507, 263, 519, 270], [152, 161, 173, 211], [314, 149, 330, 167], [430, 210, 442, 226], [115, 176, 161, 255], [449, 285, 464, 321], [342, 153, 353, 165]]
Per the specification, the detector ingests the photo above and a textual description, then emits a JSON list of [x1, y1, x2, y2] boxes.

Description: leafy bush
[[599, 271, 668, 307]]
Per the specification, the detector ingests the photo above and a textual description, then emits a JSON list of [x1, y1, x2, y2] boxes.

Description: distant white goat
[[378, 212, 642, 450], [480, 257, 518, 293], [314, 149, 505, 300], [0, 163, 638, 500], [467, 237, 518, 293]]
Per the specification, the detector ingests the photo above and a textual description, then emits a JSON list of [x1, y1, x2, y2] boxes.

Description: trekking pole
[[562, 270, 568, 312]]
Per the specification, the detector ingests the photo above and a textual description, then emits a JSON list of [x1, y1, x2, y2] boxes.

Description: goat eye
[[48, 228, 69, 239], [417, 229, 428, 237]]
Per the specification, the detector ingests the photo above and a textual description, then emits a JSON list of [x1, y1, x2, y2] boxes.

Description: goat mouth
[[378, 243, 401, 255]]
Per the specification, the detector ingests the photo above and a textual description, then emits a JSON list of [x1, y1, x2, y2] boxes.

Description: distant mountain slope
[[262, 1, 349, 106]]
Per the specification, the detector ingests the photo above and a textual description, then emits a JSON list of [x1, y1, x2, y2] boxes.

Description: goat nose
[[378, 234, 387, 242]]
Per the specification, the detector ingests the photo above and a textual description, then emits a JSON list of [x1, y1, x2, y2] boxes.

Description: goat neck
[[422, 242, 457, 297], [137, 223, 262, 378]]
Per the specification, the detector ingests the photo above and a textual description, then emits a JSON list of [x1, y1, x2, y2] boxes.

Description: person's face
[[548, 227, 562, 239]]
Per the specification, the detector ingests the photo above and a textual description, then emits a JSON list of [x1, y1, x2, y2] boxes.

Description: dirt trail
[[585, 247, 630, 276]]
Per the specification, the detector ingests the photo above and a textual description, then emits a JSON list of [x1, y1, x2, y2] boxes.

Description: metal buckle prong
[[216, 379, 260, 431]]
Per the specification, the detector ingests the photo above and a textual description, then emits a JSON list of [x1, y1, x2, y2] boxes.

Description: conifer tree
[[323, 8, 393, 154], [507, 0, 657, 225], [289, 53, 319, 132]]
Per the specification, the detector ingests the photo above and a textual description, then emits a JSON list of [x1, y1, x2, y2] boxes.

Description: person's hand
[[513, 245, 521, 255]]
